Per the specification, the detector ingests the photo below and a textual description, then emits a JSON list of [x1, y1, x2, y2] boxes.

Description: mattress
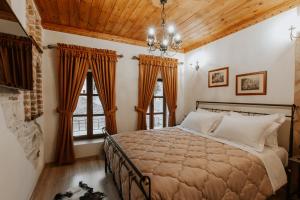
[[104, 127, 275, 200]]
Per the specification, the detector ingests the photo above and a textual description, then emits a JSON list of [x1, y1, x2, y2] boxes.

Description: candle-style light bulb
[[148, 27, 155, 36], [167, 25, 175, 34], [174, 33, 181, 42]]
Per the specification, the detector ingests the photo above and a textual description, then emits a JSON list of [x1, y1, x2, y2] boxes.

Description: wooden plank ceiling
[[0, 0, 17, 21], [34, 0, 300, 52]]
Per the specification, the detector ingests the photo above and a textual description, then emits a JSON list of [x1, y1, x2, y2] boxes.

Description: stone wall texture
[[24, 0, 43, 121]]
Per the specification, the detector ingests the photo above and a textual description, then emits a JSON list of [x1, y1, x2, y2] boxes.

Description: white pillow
[[229, 112, 286, 148], [196, 108, 210, 113], [212, 115, 275, 152], [180, 111, 224, 133]]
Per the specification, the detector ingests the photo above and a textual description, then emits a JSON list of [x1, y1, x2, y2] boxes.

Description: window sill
[[74, 138, 104, 146]]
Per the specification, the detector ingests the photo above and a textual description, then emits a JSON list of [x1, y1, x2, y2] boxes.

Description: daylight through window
[[146, 79, 169, 129], [73, 72, 105, 139]]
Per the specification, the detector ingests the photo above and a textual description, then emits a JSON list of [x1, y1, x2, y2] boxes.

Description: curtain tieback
[[56, 108, 73, 116], [105, 107, 118, 116], [170, 105, 178, 113], [135, 106, 147, 114]]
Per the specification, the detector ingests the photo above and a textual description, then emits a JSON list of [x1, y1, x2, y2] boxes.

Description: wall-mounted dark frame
[[208, 67, 229, 88], [236, 71, 267, 95]]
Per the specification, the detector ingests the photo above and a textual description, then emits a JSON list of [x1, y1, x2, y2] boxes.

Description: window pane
[[93, 116, 105, 134], [154, 114, 163, 129], [154, 98, 163, 113], [154, 81, 163, 96], [74, 96, 87, 115], [93, 96, 104, 114], [146, 115, 150, 130], [73, 116, 87, 136], [92, 79, 98, 94], [81, 79, 87, 94]]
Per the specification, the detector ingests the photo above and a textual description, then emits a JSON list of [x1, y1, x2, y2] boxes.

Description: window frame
[[73, 72, 105, 140], [146, 79, 168, 129]]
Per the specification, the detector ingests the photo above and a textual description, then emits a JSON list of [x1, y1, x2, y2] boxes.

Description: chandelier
[[146, 0, 182, 56]]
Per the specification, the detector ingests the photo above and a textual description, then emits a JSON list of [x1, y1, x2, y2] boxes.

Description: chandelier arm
[[146, 0, 182, 57]]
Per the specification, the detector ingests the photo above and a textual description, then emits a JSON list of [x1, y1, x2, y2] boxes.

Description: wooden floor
[[31, 157, 120, 200]]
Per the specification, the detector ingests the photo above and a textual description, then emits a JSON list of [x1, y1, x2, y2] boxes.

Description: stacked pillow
[[228, 112, 285, 148], [180, 109, 225, 133], [180, 109, 286, 152]]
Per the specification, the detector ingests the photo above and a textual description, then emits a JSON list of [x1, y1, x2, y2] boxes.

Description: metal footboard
[[103, 128, 151, 200]]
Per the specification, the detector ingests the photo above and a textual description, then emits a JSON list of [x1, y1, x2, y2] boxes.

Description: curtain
[[135, 55, 160, 130], [55, 44, 89, 164], [160, 59, 178, 126], [0, 33, 32, 90], [90, 49, 118, 134]]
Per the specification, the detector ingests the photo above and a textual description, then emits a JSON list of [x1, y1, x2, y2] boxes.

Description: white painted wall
[[9, 0, 26, 28], [0, 19, 27, 36], [42, 30, 185, 162], [184, 8, 300, 114]]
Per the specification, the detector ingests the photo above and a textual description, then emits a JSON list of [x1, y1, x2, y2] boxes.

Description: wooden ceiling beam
[[42, 22, 146, 47]]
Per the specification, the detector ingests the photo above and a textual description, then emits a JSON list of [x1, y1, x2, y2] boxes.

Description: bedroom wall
[[42, 30, 185, 163], [184, 8, 300, 114], [0, 0, 45, 200]]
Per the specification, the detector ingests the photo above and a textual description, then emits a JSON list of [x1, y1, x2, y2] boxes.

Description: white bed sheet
[[177, 126, 287, 193], [272, 146, 288, 167]]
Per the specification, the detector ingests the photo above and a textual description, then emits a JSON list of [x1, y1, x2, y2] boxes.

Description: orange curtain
[[135, 55, 160, 130], [56, 44, 89, 164], [135, 55, 178, 130], [90, 49, 118, 134], [160, 59, 178, 126]]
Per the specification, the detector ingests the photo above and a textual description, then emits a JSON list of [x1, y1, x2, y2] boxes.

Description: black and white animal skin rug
[[54, 181, 105, 200]]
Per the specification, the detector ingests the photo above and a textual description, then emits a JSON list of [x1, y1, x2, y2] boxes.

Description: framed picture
[[236, 71, 267, 95], [208, 67, 229, 87]]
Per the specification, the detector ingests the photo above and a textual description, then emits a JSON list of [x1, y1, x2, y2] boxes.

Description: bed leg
[[287, 168, 291, 200]]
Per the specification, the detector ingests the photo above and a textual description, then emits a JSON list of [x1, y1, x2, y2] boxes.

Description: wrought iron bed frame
[[103, 101, 297, 200]]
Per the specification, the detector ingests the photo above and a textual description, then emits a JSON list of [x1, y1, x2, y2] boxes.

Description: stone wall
[[24, 0, 43, 121], [0, 88, 43, 166]]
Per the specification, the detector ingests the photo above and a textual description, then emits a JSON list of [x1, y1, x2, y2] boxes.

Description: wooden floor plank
[[31, 158, 120, 200]]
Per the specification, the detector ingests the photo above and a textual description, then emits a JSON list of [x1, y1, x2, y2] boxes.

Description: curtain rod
[[43, 44, 124, 58], [131, 56, 184, 65], [29, 36, 43, 54]]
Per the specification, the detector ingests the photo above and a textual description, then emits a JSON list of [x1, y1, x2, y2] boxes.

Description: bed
[[103, 101, 297, 200]]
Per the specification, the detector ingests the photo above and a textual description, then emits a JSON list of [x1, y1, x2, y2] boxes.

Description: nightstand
[[287, 155, 300, 199]]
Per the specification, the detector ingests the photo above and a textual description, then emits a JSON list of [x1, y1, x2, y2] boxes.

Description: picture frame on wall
[[208, 67, 229, 87], [236, 71, 267, 95]]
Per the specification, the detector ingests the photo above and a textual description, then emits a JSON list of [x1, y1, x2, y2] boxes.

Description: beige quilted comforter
[[104, 127, 273, 200]]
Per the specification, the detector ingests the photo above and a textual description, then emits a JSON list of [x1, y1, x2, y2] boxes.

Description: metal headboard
[[196, 101, 297, 157]]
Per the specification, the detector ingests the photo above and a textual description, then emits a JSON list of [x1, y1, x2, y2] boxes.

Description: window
[[73, 72, 105, 139], [146, 79, 169, 129]]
